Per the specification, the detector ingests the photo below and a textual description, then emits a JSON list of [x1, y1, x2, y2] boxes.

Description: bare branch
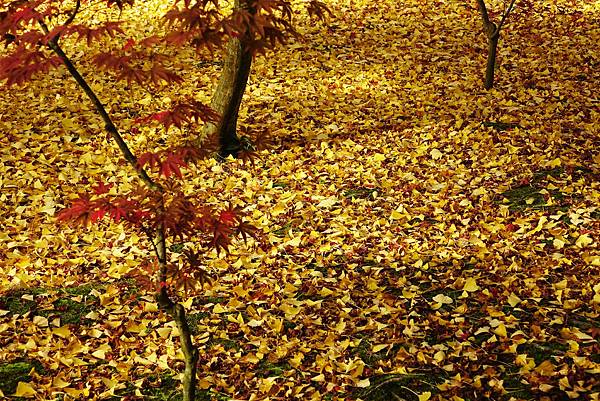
[[496, 0, 517, 33], [63, 0, 81, 27]]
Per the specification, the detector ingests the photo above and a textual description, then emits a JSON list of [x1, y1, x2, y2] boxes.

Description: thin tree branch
[[495, 0, 517, 33], [63, 0, 81, 27], [38, 20, 161, 192], [475, 0, 497, 38], [143, 226, 160, 258], [38, 11, 197, 401]]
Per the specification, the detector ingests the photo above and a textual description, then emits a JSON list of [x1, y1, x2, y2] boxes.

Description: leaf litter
[[1, 0, 599, 400]]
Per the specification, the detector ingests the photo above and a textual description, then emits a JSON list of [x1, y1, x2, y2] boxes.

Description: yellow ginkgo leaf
[[52, 326, 72, 338], [575, 234, 593, 248], [493, 323, 507, 337], [52, 375, 70, 389], [311, 373, 325, 382], [463, 277, 479, 292], [356, 378, 370, 388], [507, 293, 522, 307], [418, 391, 432, 401], [14, 382, 36, 398], [285, 234, 303, 247], [390, 210, 403, 220], [372, 153, 386, 162], [372, 344, 388, 353], [432, 294, 453, 304], [212, 304, 227, 314], [92, 349, 106, 359]]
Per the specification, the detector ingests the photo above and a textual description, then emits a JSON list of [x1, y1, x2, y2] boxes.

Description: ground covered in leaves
[[1, 0, 600, 400]]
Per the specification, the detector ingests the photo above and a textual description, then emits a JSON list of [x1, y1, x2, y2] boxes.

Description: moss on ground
[[0, 283, 102, 325], [50, 298, 94, 325], [343, 186, 378, 200], [0, 359, 45, 395], [353, 373, 442, 401], [106, 372, 231, 401], [0, 288, 47, 315]]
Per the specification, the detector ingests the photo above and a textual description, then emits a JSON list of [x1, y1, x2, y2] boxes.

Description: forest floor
[[1, 0, 599, 400]]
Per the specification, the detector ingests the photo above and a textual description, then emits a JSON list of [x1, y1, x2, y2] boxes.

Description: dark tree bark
[[485, 25, 499, 89], [476, 0, 516, 89], [206, 0, 253, 158], [155, 232, 198, 401]]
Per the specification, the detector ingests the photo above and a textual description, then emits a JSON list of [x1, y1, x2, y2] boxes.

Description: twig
[[400, 386, 420, 397], [496, 0, 517, 33], [63, 0, 81, 27]]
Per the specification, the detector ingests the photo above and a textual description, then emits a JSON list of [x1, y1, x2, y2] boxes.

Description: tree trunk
[[485, 31, 499, 89], [156, 292, 198, 401], [476, 0, 512, 90], [172, 303, 199, 401], [205, 0, 253, 158], [155, 231, 199, 401]]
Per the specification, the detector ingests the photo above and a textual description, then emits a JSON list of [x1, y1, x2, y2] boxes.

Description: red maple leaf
[[219, 210, 236, 226], [160, 153, 187, 178], [236, 221, 258, 244], [90, 208, 107, 222], [137, 152, 162, 169], [94, 182, 114, 195], [123, 38, 135, 51], [211, 222, 233, 254], [57, 196, 92, 225]]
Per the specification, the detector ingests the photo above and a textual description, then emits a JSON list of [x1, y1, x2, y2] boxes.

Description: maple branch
[[476, 0, 516, 37], [63, 0, 81, 27], [37, 20, 161, 192], [155, 227, 168, 284], [155, 224, 198, 401], [157, 290, 199, 401]]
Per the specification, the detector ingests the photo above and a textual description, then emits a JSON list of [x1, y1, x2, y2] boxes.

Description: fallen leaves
[[1, 0, 600, 399]]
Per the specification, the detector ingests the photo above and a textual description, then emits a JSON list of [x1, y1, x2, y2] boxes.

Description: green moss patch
[[50, 297, 95, 325], [500, 184, 547, 211], [0, 288, 47, 316], [353, 373, 442, 401], [0, 283, 102, 325], [352, 338, 398, 367], [0, 359, 45, 395], [343, 186, 378, 200], [256, 360, 292, 378], [482, 121, 521, 131]]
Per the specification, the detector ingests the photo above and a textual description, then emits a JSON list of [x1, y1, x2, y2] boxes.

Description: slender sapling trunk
[[155, 231, 198, 401], [204, 0, 253, 158], [475, 0, 516, 89], [485, 26, 499, 89]]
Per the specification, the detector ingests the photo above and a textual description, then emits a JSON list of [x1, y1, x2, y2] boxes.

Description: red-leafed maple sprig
[[57, 183, 151, 227], [0, 48, 62, 86], [136, 145, 213, 178], [135, 99, 221, 131], [92, 48, 184, 86], [58, 183, 258, 255], [54, 22, 124, 45]]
